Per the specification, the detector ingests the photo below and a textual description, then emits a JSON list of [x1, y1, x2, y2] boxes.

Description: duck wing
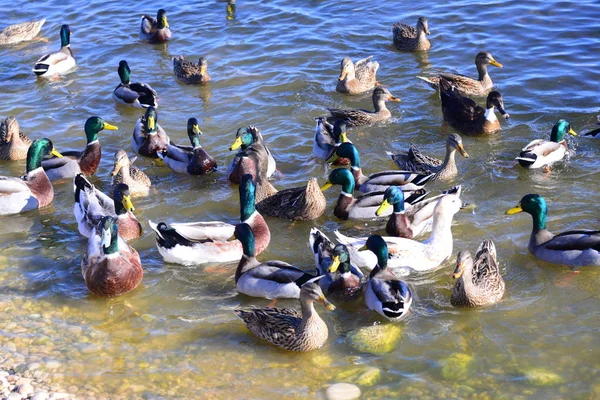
[[392, 22, 417, 40], [544, 230, 600, 252]]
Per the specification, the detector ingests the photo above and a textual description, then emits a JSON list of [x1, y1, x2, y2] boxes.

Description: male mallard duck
[[112, 60, 158, 108], [158, 118, 217, 175], [0, 116, 32, 161], [321, 168, 427, 220], [516, 119, 577, 170], [140, 9, 171, 43], [234, 282, 335, 352], [329, 143, 434, 193], [506, 194, 600, 268], [111, 150, 151, 196], [336, 56, 379, 95], [173, 56, 210, 84], [361, 235, 413, 321], [417, 52, 503, 96], [42, 117, 117, 181], [32, 24, 75, 77], [583, 114, 600, 138], [439, 78, 509, 135], [0, 138, 62, 216], [451, 240, 505, 307], [327, 86, 401, 127], [376, 185, 461, 239], [233, 223, 318, 299], [0, 19, 45, 45], [387, 133, 469, 181], [132, 106, 171, 158], [255, 177, 326, 221], [392, 16, 431, 51], [82, 216, 143, 297], [228, 126, 276, 183], [73, 174, 141, 241], [309, 228, 363, 298], [313, 118, 351, 164], [149, 174, 270, 266], [335, 193, 463, 271]]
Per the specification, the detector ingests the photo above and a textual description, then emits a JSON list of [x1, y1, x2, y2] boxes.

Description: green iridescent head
[[27, 138, 62, 173], [239, 174, 257, 221], [328, 142, 360, 168], [229, 127, 256, 151], [327, 244, 352, 274], [84, 116, 118, 143], [506, 194, 548, 230], [59, 24, 71, 48], [320, 168, 355, 195], [550, 119, 577, 142], [361, 235, 389, 269], [99, 216, 119, 255], [156, 9, 169, 29], [187, 118, 202, 148], [377, 186, 406, 216], [233, 222, 255, 258], [118, 60, 131, 85], [143, 107, 158, 134], [113, 184, 135, 215]]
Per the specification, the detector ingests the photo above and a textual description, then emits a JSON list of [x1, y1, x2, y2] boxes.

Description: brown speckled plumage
[[335, 56, 379, 95], [392, 17, 431, 51], [0, 116, 32, 161], [0, 19, 45, 45], [111, 150, 151, 196], [256, 177, 326, 221], [327, 86, 401, 127], [173, 56, 210, 84]]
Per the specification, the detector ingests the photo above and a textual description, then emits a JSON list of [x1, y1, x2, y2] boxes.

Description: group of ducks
[[1, 12, 600, 353]]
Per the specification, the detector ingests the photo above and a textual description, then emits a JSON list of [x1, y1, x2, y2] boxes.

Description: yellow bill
[[103, 122, 118, 131], [568, 128, 578, 137], [338, 68, 348, 81], [375, 199, 391, 216], [147, 116, 155, 131], [452, 263, 463, 279], [230, 136, 243, 151], [320, 181, 333, 191], [319, 296, 336, 311], [490, 59, 503, 68], [457, 143, 469, 158], [328, 256, 341, 273], [339, 132, 349, 143], [505, 204, 523, 215], [51, 148, 63, 158], [122, 195, 135, 212]]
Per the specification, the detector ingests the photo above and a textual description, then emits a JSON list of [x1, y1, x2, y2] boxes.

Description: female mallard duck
[[506, 194, 600, 268], [0, 138, 62, 216], [255, 177, 326, 221], [82, 216, 143, 297], [140, 9, 171, 43], [309, 228, 363, 298], [376, 185, 461, 239], [32, 24, 75, 77], [361, 235, 413, 321], [329, 143, 434, 193], [387, 133, 469, 180], [321, 168, 427, 220], [73, 174, 141, 241], [132, 107, 171, 158], [112, 60, 158, 108], [0, 18, 45, 45], [516, 119, 577, 170], [313, 118, 351, 164], [0, 116, 32, 161], [42, 117, 117, 181], [439, 78, 509, 135], [158, 118, 217, 175], [228, 126, 276, 183], [233, 223, 318, 299], [234, 282, 335, 352], [451, 240, 505, 307], [327, 86, 401, 127], [392, 16, 430, 51], [336, 56, 379, 95], [417, 52, 503, 96], [335, 193, 463, 271], [173, 56, 210, 84], [149, 174, 270, 266], [111, 150, 151, 196]]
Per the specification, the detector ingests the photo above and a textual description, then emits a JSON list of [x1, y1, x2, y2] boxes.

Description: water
[[1, 0, 600, 398]]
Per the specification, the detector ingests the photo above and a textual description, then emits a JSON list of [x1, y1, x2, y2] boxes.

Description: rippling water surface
[[1, 0, 600, 398]]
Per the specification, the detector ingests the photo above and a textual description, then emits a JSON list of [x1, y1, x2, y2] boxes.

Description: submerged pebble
[[326, 383, 361, 400]]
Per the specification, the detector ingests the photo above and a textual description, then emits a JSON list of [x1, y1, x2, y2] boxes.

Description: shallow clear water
[[1, 0, 600, 398]]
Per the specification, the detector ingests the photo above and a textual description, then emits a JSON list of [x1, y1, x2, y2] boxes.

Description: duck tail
[[32, 63, 49, 76], [515, 151, 537, 168], [73, 173, 93, 203]]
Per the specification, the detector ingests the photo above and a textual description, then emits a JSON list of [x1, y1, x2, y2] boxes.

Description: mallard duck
[[506, 194, 600, 268], [327, 86, 401, 127], [149, 174, 270, 266], [392, 16, 431, 51], [439, 78, 509, 135], [255, 177, 326, 221], [132, 107, 171, 158], [309, 228, 363, 298], [335, 56, 379, 95], [158, 118, 217, 175], [583, 114, 600, 138], [320, 168, 427, 220], [111, 150, 151, 196], [0, 19, 45, 45], [42, 117, 117, 181], [361, 235, 413, 321], [73, 174, 141, 241], [140, 9, 171, 43], [32, 24, 75, 77], [328, 143, 434, 193], [234, 282, 334, 352], [228, 126, 276, 184], [0, 138, 62, 216], [451, 240, 505, 307], [313, 118, 351, 164], [376, 185, 461, 239], [82, 216, 143, 297], [417, 52, 503, 96], [387, 133, 469, 181], [516, 119, 577, 169], [112, 60, 158, 108], [234, 154, 278, 203], [233, 223, 318, 299], [0, 116, 32, 161], [335, 193, 463, 271], [173, 56, 210, 84]]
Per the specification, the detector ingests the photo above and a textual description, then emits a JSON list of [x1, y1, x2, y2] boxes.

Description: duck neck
[[459, 261, 477, 297], [425, 209, 454, 247], [441, 147, 458, 174], [120, 162, 131, 183], [373, 97, 388, 113], [299, 299, 319, 329], [334, 192, 354, 220], [350, 166, 367, 186], [476, 62, 489, 83], [345, 66, 356, 81], [235, 254, 257, 283], [386, 212, 412, 237]]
